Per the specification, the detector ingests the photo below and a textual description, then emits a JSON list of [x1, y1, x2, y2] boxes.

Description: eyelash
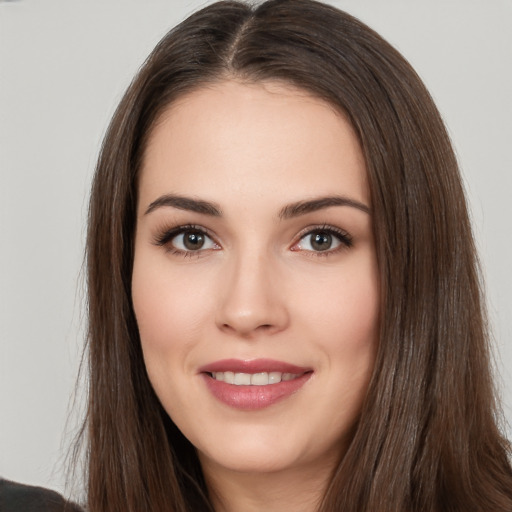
[[153, 224, 218, 258], [153, 223, 353, 258], [293, 224, 353, 257]]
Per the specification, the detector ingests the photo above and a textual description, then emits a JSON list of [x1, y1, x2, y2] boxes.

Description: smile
[[209, 371, 300, 385], [200, 359, 313, 410]]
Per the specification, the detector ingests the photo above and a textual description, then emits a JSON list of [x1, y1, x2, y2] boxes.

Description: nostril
[[220, 322, 276, 336]]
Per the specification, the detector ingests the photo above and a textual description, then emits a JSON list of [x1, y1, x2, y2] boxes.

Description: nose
[[215, 250, 290, 338]]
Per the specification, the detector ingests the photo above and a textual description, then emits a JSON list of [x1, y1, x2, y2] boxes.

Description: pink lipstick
[[199, 359, 312, 410]]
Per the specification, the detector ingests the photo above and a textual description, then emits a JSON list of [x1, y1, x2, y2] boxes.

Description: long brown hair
[[83, 1, 512, 510]]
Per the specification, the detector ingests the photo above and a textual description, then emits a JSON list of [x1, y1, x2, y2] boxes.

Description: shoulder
[[0, 478, 83, 512]]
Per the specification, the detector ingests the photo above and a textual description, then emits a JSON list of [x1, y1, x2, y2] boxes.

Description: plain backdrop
[[1, 0, 511, 498]]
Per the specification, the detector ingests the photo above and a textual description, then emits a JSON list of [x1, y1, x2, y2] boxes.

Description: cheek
[[300, 255, 380, 348], [131, 256, 215, 421], [131, 253, 214, 368], [298, 254, 380, 399]]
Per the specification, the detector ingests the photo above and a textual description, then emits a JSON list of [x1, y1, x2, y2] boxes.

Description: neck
[[199, 454, 339, 512]]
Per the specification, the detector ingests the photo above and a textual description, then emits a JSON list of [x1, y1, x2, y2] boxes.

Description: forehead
[[139, 80, 369, 210]]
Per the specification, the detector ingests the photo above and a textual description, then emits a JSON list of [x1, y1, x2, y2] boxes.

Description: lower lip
[[202, 373, 312, 410]]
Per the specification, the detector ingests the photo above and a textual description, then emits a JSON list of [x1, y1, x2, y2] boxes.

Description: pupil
[[184, 231, 204, 250], [311, 232, 332, 251]]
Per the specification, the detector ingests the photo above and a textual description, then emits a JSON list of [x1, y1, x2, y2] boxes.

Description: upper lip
[[198, 358, 311, 374]]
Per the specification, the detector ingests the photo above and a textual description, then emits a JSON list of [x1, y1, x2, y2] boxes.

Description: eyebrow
[[144, 194, 370, 218], [279, 196, 370, 218], [145, 194, 223, 216]]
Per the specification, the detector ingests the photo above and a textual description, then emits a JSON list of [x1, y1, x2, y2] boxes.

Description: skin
[[132, 80, 380, 512]]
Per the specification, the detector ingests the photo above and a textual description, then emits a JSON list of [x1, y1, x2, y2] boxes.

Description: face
[[132, 80, 379, 482]]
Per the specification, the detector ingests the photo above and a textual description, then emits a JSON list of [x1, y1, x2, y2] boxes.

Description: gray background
[[1, 0, 511, 496]]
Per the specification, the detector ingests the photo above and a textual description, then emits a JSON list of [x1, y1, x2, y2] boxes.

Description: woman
[[3, 0, 510, 510], [85, 0, 512, 510], [82, 1, 512, 510]]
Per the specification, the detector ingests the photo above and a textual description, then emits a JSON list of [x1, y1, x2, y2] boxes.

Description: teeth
[[251, 372, 268, 385], [234, 372, 251, 385], [211, 371, 299, 385], [268, 372, 281, 384]]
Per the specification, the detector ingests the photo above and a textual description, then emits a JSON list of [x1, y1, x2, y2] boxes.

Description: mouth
[[199, 359, 313, 410], [208, 371, 302, 385]]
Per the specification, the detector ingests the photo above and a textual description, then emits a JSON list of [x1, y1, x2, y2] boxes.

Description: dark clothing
[[0, 479, 83, 512]]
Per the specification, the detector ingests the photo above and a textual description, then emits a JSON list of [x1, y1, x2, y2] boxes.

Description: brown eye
[[310, 232, 333, 251], [294, 227, 352, 254], [182, 231, 205, 250], [170, 229, 217, 252]]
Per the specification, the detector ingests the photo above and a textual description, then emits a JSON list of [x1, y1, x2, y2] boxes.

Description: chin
[[198, 442, 305, 475]]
